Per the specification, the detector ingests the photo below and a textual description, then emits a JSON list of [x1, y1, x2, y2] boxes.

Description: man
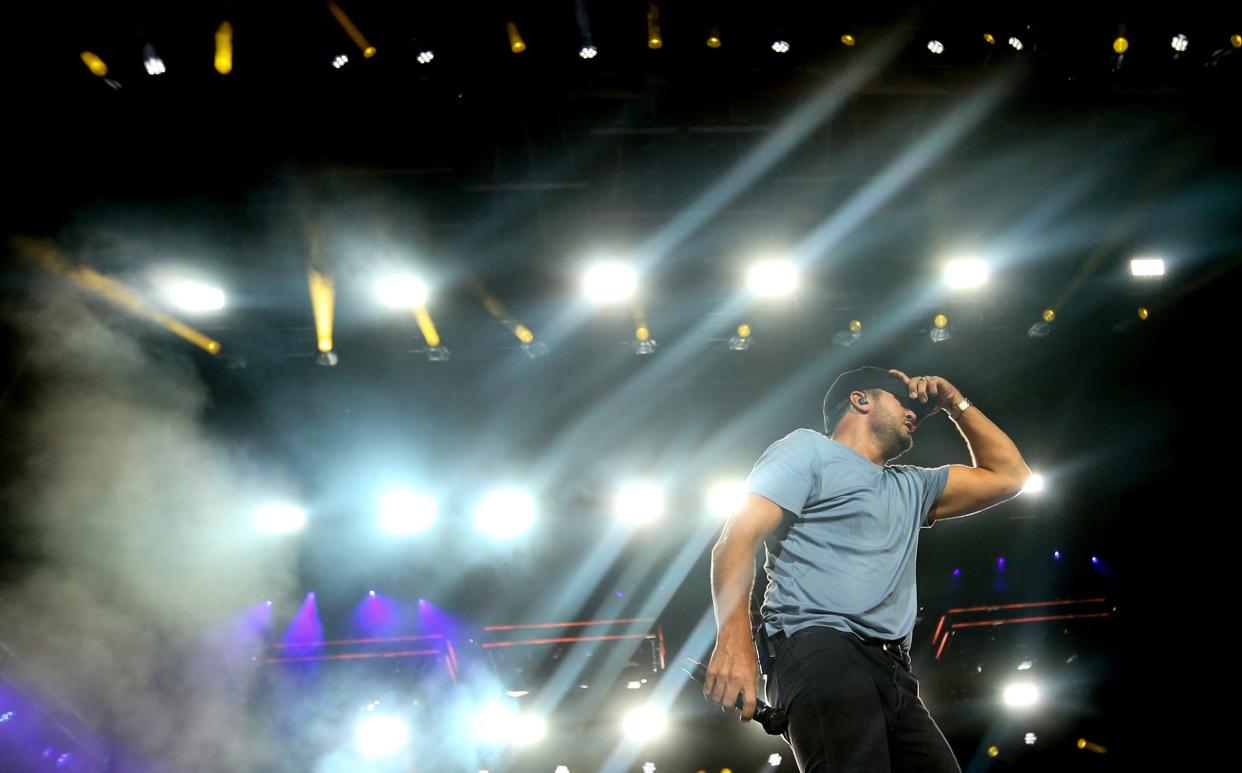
[[704, 366, 1029, 772]]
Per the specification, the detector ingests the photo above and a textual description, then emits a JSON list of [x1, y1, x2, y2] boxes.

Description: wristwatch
[[949, 397, 972, 420]]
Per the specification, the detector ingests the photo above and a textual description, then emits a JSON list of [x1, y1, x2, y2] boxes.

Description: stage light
[[707, 480, 748, 518], [508, 22, 527, 53], [143, 43, 166, 75], [729, 322, 752, 351], [555, 767, 571, 773], [1025, 732, 1037, 745], [256, 505, 307, 534], [1022, 473, 1045, 494], [582, 261, 638, 304], [309, 268, 335, 355], [509, 713, 547, 745], [627, 681, 642, 689], [1138, 307, 1149, 320], [987, 746, 1000, 758], [475, 489, 536, 538], [983, 33, 996, 45], [647, 3, 662, 48], [328, 1, 376, 58], [952, 568, 961, 577], [747, 259, 799, 298], [160, 279, 227, 313], [580, 45, 598, 59], [1053, 550, 1061, 560], [355, 715, 410, 760], [1009, 37, 1023, 51], [930, 313, 951, 343], [215, 22, 233, 75], [1002, 682, 1040, 708], [417, 50, 435, 64], [379, 489, 438, 534], [1130, 258, 1165, 278], [615, 483, 666, 525], [841, 34, 856, 46], [377, 275, 429, 309], [707, 35, 722, 49], [1233, 34, 1241, 49], [80, 51, 108, 77], [1018, 661, 1033, 670], [928, 40, 944, 54], [622, 706, 668, 741], [1172, 34, 1188, 53], [642, 764, 656, 773], [333, 54, 349, 69], [1113, 37, 1129, 54], [944, 258, 989, 289], [1091, 556, 1099, 564], [769, 753, 783, 766], [473, 702, 546, 745], [772, 40, 790, 53]]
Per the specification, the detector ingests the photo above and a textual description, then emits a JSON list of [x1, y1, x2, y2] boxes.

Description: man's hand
[[704, 637, 761, 721], [889, 369, 962, 416]]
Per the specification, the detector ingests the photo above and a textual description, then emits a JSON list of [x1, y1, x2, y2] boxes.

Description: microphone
[[681, 659, 788, 736]]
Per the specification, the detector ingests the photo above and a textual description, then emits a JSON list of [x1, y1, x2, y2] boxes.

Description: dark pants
[[765, 626, 961, 773]]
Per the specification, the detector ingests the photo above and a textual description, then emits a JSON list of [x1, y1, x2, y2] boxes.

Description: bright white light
[[555, 767, 571, 773], [1018, 660, 1033, 671], [707, 480, 748, 518], [1022, 474, 1045, 495], [582, 261, 638, 304], [1025, 732, 1037, 745], [377, 275, 430, 309], [379, 489, 438, 534], [772, 40, 790, 53], [928, 40, 945, 54], [1171, 34, 1188, 53], [615, 483, 665, 525], [1002, 682, 1040, 708], [1009, 37, 1024, 51], [579, 45, 598, 59], [144, 57, 166, 75], [255, 505, 306, 534], [473, 702, 546, 746], [417, 50, 435, 64], [747, 259, 799, 298], [160, 280, 226, 313], [474, 489, 536, 538], [355, 715, 409, 760], [769, 753, 783, 766], [626, 681, 642, 689], [333, 54, 349, 69], [622, 706, 668, 741], [1130, 258, 1165, 278], [944, 258, 990, 289], [642, 763, 656, 773]]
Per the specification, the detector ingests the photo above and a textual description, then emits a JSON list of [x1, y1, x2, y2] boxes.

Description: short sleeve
[[746, 430, 820, 515], [918, 465, 951, 528]]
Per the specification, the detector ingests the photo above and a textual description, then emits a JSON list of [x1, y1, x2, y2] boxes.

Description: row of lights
[[259, 473, 1051, 537], [150, 255, 1164, 318], [926, 31, 1241, 55]]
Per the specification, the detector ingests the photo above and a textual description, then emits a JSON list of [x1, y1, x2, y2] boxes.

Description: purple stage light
[[952, 568, 961, 577]]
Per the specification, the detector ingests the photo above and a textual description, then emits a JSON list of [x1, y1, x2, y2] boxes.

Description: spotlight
[[647, 3, 662, 48], [1053, 550, 1061, 560], [769, 753, 783, 766], [377, 275, 429, 309], [944, 258, 989, 289], [582, 261, 638, 304], [215, 21, 234, 75], [615, 483, 666, 525], [833, 319, 862, 347], [507, 22, 527, 54], [379, 489, 438, 534], [417, 50, 435, 64], [983, 33, 996, 45], [633, 325, 658, 355], [1018, 661, 1033, 670], [1130, 258, 1165, 278], [1025, 732, 1037, 745], [772, 40, 790, 53], [80, 51, 108, 77], [426, 346, 451, 362], [316, 351, 339, 367], [930, 313, 951, 343], [840, 34, 856, 47], [333, 54, 349, 69], [707, 35, 722, 49], [355, 715, 410, 760], [622, 706, 668, 741], [509, 713, 547, 745], [143, 43, 166, 75], [159, 279, 227, 313], [579, 45, 598, 59], [747, 259, 799, 298], [1009, 36, 1024, 51], [707, 480, 748, 518], [1002, 682, 1040, 708], [1022, 473, 1045, 494], [1113, 37, 1129, 54], [928, 40, 945, 54], [522, 340, 550, 358], [474, 489, 536, 538], [256, 505, 307, 534]]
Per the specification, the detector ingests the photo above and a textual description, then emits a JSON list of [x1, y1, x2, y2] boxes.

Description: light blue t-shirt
[[746, 428, 949, 652]]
